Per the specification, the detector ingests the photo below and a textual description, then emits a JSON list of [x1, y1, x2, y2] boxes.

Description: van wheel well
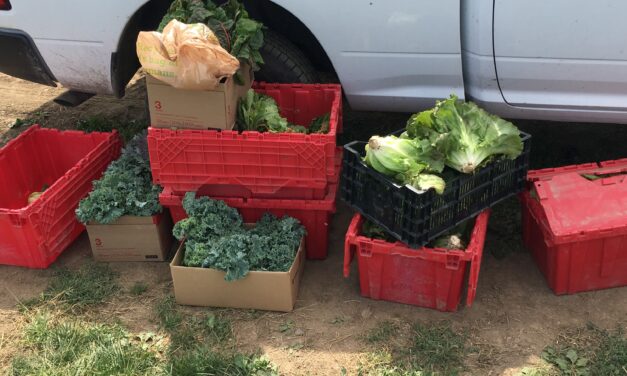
[[244, 0, 338, 82], [111, 0, 171, 98]]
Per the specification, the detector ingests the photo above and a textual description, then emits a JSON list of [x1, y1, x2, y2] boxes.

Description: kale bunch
[[159, 0, 264, 72], [76, 133, 162, 224], [173, 194, 305, 281]]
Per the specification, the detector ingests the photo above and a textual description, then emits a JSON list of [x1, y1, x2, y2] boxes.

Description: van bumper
[[0, 28, 56, 86]]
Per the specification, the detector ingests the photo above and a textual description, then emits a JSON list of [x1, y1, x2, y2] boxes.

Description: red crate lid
[[532, 169, 627, 243]]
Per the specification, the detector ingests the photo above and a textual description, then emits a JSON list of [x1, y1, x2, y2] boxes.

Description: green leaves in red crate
[[237, 89, 331, 134], [173, 192, 305, 281], [76, 134, 162, 225]]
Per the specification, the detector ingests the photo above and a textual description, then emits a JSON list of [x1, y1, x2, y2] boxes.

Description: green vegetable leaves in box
[[159, 0, 264, 73], [76, 133, 162, 225], [173, 192, 305, 281]]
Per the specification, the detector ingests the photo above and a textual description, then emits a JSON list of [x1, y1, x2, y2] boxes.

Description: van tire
[[256, 31, 319, 83]]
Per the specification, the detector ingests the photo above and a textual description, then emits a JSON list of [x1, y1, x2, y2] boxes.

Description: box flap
[[532, 172, 627, 242]]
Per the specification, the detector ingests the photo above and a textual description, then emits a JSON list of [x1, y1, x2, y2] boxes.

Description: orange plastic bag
[[136, 19, 240, 90]]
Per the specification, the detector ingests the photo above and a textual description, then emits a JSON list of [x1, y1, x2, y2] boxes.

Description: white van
[[2, 0, 627, 123]]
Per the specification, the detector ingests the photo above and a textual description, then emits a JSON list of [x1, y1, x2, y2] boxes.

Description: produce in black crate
[[364, 95, 524, 194], [406, 95, 523, 174], [173, 192, 306, 281], [365, 135, 445, 193], [76, 134, 162, 225]]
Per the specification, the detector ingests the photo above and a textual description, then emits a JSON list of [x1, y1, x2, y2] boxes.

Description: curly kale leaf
[[76, 133, 162, 224], [175, 195, 305, 281], [173, 192, 244, 243], [201, 234, 251, 281], [182, 240, 212, 267], [247, 214, 305, 273]]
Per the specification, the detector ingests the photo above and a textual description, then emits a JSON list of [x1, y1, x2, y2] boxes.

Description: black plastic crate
[[341, 130, 531, 248]]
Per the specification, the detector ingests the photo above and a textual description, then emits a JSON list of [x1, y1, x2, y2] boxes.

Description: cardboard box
[[86, 213, 173, 262], [170, 236, 305, 312], [146, 66, 252, 130]]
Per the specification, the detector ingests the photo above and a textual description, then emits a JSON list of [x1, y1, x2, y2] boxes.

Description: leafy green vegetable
[[308, 113, 330, 134], [365, 135, 428, 177], [173, 193, 305, 281], [364, 135, 446, 193], [365, 95, 523, 194], [237, 89, 291, 133], [404, 173, 446, 194], [76, 134, 162, 224], [173, 192, 243, 267], [237, 90, 330, 134], [427, 219, 473, 250], [159, 0, 264, 72], [409, 95, 523, 174], [362, 220, 396, 242]]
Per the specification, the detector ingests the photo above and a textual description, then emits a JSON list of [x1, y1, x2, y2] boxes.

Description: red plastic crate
[[159, 184, 338, 260], [343, 211, 490, 312], [0, 126, 122, 268], [521, 159, 627, 294], [148, 83, 342, 199]]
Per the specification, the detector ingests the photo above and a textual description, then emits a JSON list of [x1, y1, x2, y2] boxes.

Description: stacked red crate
[[150, 83, 343, 259]]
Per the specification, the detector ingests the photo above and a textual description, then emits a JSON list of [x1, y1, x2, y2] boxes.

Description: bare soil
[[1, 73, 626, 375]]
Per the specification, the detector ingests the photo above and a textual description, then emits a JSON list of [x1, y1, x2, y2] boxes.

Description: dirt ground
[[1, 72, 626, 375]]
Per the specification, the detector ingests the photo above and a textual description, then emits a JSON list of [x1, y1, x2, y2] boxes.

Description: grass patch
[[357, 351, 418, 376], [517, 363, 559, 376], [155, 295, 183, 332], [366, 321, 399, 344], [151, 296, 272, 374], [540, 324, 627, 376], [9, 111, 49, 130], [76, 116, 147, 142], [197, 313, 233, 344], [11, 311, 268, 375], [35, 263, 119, 310], [11, 313, 164, 375], [155, 296, 233, 351], [360, 321, 467, 376], [406, 322, 466, 375], [130, 281, 149, 296], [169, 347, 276, 376]]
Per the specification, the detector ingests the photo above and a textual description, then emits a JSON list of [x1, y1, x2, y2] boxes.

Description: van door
[[494, 0, 627, 111]]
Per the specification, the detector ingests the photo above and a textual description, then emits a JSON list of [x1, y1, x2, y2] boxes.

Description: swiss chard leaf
[[159, 0, 264, 72]]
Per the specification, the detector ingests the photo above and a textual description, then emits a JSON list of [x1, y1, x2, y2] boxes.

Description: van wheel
[[255, 31, 319, 83]]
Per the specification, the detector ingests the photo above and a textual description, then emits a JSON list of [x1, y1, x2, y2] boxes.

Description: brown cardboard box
[[86, 213, 173, 262], [146, 66, 252, 130], [170, 236, 305, 312]]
